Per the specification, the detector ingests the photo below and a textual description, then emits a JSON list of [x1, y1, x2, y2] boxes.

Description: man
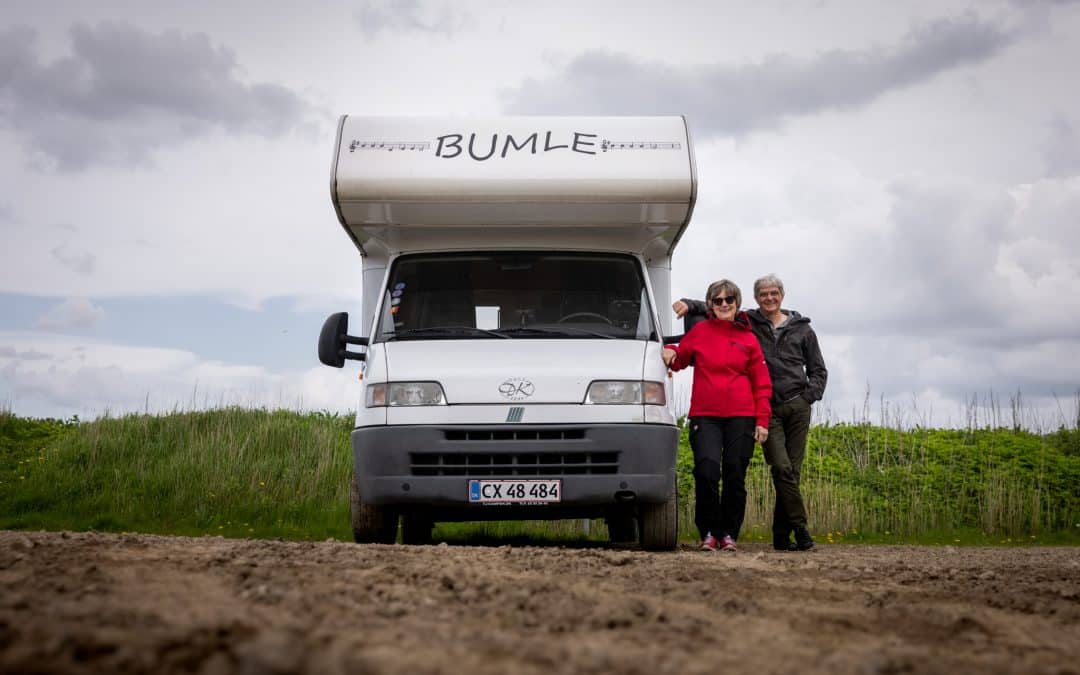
[[673, 273, 827, 551]]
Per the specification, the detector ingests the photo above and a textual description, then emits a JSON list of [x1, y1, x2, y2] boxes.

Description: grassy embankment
[[2, 408, 1078, 545]]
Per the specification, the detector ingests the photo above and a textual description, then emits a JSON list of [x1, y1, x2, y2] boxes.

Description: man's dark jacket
[[681, 300, 827, 404]]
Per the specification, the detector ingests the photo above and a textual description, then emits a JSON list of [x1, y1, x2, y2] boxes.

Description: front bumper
[[351, 423, 677, 510]]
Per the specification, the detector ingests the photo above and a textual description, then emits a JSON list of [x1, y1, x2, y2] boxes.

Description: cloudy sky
[[3, 0, 1079, 428]]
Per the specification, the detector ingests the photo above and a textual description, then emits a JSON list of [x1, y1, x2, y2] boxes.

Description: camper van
[[318, 116, 696, 550]]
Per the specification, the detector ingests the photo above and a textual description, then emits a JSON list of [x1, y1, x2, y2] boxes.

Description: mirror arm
[[343, 334, 368, 360]]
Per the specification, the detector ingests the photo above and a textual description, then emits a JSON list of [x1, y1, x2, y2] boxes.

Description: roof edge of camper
[[330, 115, 697, 257]]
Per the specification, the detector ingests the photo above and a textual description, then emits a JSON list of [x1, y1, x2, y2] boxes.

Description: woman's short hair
[[705, 279, 742, 312], [753, 273, 785, 297]]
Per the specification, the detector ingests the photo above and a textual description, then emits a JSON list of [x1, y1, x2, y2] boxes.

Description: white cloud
[[37, 297, 105, 330], [0, 130, 364, 302], [0, 331, 363, 418]]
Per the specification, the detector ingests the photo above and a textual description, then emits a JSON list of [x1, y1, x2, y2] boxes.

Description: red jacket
[[666, 313, 773, 427]]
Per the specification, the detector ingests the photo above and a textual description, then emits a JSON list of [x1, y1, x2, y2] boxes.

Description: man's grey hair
[[754, 273, 785, 297]]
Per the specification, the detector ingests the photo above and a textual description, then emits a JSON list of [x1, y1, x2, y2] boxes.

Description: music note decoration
[[599, 140, 681, 152], [348, 140, 432, 153]]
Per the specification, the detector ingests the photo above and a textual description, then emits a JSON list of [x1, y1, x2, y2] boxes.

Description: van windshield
[[375, 252, 656, 341]]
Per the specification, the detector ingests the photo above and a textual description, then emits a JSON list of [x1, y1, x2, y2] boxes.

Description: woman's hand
[[662, 348, 677, 367], [754, 426, 769, 444]]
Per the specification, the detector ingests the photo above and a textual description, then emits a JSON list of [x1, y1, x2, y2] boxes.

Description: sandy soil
[[1, 531, 1078, 675]]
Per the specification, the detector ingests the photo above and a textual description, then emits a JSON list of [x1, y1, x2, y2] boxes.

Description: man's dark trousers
[[763, 397, 812, 538]]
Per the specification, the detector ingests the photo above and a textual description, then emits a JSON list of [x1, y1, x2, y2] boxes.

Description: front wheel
[[350, 472, 398, 544], [638, 489, 678, 551]]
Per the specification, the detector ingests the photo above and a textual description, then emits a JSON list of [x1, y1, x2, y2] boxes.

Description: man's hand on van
[[672, 300, 688, 318], [662, 348, 677, 367]]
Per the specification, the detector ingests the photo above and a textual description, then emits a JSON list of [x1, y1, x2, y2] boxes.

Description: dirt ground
[[1, 532, 1078, 675]]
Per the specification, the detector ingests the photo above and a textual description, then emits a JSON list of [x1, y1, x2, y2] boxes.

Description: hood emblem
[[498, 378, 535, 400]]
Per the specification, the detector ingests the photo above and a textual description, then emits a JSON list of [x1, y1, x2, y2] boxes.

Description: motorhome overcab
[[319, 116, 696, 550]]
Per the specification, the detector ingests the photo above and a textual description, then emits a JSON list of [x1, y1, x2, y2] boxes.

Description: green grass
[[2, 408, 1079, 545], [701, 421, 1080, 545], [0, 408, 353, 540]]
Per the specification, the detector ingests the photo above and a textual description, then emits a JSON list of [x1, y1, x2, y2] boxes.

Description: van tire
[[350, 473, 398, 544], [401, 513, 433, 545], [639, 490, 677, 551], [606, 515, 637, 543]]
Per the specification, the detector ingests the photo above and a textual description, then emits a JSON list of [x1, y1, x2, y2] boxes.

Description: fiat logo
[[498, 377, 535, 400]]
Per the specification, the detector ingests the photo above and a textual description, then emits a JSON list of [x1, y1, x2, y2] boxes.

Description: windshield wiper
[[494, 326, 617, 339], [383, 326, 511, 340]]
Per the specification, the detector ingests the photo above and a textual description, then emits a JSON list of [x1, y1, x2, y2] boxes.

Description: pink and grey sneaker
[[719, 534, 737, 552], [700, 533, 719, 552]]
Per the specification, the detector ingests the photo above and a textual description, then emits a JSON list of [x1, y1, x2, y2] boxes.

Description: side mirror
[[318, 312, 368, 368]]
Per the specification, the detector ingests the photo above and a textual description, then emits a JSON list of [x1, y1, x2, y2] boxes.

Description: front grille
[[444, 429, 585, 441], [410, 451, 619, 476]]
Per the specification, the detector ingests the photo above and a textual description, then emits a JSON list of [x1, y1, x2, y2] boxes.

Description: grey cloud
[[812, 175, 1080, 350], [38, 298, 105, 330], [50, 243, 95, 276], [1008, 0, 1079, 6], [1043, 117, 1080, 178], [0, 346, 51, 361], [354, 0, 466, 38], [0, 22, 313, 170], [808, 177, 1012, 338], [834, 335, 1080, 415], [1010, 179, 1080, 248], [879, 179, 1010, 309], [501, 14, 1013, 137]]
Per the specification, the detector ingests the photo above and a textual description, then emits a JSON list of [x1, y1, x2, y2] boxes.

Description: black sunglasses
[[710, 295, 737, 306]]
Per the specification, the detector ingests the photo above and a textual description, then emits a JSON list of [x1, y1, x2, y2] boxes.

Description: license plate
[[468, 479, 562, 504]]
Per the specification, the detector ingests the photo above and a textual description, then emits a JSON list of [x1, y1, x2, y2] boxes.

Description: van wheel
[[606, 514, 637, 543], [350, 473, 398, 544], [401, 513, 433, 545], [639, 490, 677, 551]]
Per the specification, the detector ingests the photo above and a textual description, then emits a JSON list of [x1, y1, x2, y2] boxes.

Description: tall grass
[[0, 408, 354, 540], [709, 420, 1080, 543], [2, 404, 1078, 544]]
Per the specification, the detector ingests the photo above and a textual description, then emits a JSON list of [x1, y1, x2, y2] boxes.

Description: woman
[[662, 279, 772, 552]]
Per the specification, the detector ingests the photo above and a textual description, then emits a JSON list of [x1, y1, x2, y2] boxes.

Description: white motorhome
[[319, 116, 696, 550]]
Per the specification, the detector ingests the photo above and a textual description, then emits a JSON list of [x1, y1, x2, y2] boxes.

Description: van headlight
[[366, 382, 447, 407], [584, 381, 666, 405]]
